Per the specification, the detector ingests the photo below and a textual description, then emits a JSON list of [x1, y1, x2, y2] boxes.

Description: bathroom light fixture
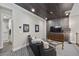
[[31, 8, 35, 12]]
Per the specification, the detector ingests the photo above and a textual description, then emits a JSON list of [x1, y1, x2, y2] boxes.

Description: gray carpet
[[0, 46, 34, 56], [56, 42, 79, 56], [1, 42, 79, 56], [0, 42, 34, 56]]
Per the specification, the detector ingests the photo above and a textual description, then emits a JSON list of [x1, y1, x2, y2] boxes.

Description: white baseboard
[[12, 43, 29, 52]]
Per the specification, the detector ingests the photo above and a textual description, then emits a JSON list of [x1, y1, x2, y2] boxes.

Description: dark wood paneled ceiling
[[16, 3, 73, 20]]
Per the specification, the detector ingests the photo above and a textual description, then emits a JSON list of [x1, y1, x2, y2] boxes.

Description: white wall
[[47, 17, 69, 32], [0, 4, 46, 51], [60, 17, 69, 29], [69, 3, 79, 43], [47, 19, 61, 32], [0, 9, 3, 49]]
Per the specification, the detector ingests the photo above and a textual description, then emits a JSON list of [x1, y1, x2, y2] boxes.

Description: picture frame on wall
[[35, 25, 39, 32], [23, 24, 29, 32]]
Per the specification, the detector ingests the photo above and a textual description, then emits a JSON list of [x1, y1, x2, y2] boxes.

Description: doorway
[[3, 18, 12, 49], [0, 6, 13, 54]]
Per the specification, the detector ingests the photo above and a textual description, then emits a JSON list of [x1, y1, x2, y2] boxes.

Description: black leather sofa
[[30, 42, 43, 56], [28, 35, 56, 56]]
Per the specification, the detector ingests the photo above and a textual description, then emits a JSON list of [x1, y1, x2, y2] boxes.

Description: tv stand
[[48, 32, 64, 42], [47, 32, 64, 49]]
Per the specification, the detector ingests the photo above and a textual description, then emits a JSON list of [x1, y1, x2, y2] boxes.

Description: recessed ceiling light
[[66, 13, 69, 16], [3, 16, 7, 19], [50, 11, 53, 14], [65, 10, 71, 16], [45, 17, 47, 20], [31, 8, 35, 12]]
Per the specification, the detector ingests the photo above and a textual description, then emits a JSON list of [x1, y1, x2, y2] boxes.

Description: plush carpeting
[[0, 42, 79, 56], [56, 42, 79, 56], [0, 42, 32, 56]]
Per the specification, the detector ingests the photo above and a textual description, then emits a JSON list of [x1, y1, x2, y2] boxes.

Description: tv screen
[[50, 26, 62, 32], [50, 27, 55, 32]]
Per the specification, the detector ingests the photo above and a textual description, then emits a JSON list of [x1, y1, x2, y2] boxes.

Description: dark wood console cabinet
[[48, 33, 64, 42], [48, 33, 65, 49]]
